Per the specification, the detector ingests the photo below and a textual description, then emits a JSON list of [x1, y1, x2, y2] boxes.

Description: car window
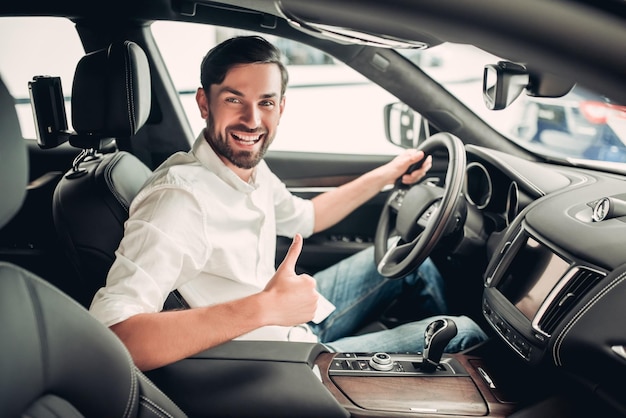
[[151, 21, 401, 155], [402, 44, 626, 165], [0, 17, 84, 139]]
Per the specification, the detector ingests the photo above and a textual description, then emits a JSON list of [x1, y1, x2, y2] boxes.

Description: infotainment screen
[[495, 235, 570, 320]]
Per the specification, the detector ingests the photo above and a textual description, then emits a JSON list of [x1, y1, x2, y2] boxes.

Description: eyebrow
[[218, 86, 278, 100]]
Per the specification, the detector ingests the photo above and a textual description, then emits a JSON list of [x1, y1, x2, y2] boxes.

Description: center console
[[321, 351, 490, 416], [311, 317, 514, 416], [147, 320, 520, 418]]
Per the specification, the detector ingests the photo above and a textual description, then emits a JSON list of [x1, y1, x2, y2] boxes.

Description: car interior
[[0, 67, 187, 418], [1, 0, 625, 417]]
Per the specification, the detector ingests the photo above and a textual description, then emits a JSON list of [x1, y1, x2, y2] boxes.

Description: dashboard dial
[[506, 181, 519, 225], [464, 162, 492, 209]]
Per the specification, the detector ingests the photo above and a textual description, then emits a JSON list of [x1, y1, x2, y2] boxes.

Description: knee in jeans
[[454, 315, 488, 348], [403, 258, 441, 286]]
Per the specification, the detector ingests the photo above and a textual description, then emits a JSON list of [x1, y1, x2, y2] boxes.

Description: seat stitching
[[139, 395, 175, 418], [103, 153, 131, 211], [136, 370, 181, 414], [123, 41, 136, 133], [116, 336, 140, 418], [24, 277, 50, 387]]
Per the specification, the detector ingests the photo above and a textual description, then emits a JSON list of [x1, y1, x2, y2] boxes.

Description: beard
[[205, 113, 274, 170]]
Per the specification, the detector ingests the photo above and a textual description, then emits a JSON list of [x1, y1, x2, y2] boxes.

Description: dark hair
[[200, 36, 289, 96]]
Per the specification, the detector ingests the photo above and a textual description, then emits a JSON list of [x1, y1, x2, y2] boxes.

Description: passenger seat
[[0, 69, 187, 418]]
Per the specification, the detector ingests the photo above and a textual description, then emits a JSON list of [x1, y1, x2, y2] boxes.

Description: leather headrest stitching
[[118, 41, 137, 134]]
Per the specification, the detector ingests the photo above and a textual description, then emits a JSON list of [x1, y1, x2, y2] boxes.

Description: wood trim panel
[[315, 352, 517, 418], [331, 375, 486, 415]]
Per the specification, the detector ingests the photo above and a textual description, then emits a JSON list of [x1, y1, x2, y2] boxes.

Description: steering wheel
[[374, 132, 466, 278]]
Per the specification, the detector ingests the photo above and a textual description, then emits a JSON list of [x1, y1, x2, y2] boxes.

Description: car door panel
[[266, 150, 449, 274]]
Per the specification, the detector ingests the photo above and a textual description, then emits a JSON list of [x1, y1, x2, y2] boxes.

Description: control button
[[357, 360, 370, 370], [369, 352, 395, 371], [331, 360, 347, 370]]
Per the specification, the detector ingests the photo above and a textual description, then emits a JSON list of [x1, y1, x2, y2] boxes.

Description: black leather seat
[[52, 41, 157, 308], [0, 68, 186, 417], [52, 40, 188, 310]]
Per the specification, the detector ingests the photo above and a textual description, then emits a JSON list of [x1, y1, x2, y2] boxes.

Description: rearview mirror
[[483, 61, 576, 110], [384, 102, 428, 148], [483, 61, 529, 110]]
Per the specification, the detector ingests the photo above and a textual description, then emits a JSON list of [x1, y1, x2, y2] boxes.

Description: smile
[[231, 132, 263, 145]]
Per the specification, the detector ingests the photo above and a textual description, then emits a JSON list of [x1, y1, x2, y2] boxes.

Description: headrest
[[71, 41, 151, 149], [0, 78, 28, 230]]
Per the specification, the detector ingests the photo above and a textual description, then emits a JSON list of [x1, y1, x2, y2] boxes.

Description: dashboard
[[463, 145, 626, 412]]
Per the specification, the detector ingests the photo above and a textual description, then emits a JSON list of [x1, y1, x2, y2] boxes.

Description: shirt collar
[[192, 130, 258, 193]]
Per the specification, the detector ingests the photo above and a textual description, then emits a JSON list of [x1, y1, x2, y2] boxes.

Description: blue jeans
[[308, 246, 487, 353]]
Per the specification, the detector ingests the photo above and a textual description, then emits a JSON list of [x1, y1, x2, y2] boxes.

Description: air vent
[[537, 268, 604, 335]]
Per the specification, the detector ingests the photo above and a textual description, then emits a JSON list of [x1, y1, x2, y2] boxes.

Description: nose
[[241, 103, 261, 128]]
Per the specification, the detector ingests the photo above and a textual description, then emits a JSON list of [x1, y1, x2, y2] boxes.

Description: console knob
[[422, 318, 457, 372], [369, 352, 394, 371]]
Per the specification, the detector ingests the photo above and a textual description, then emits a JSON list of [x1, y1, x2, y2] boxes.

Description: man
[[90, 36, 486, 371]]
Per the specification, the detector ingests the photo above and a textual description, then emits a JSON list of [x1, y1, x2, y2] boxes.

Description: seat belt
[[162, 290, 190, 311]]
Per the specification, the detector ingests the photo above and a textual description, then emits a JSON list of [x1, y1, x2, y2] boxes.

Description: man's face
[[198, 63, 285, 170]]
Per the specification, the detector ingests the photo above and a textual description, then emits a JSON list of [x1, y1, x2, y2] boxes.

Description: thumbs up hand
[[262, 234, 319, 327]]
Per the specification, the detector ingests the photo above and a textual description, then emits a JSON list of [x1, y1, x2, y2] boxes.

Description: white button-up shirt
[[90, 133, 328, 341]]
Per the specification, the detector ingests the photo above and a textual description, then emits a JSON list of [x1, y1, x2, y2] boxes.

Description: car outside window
[[151, 21, 402, 155], [403, 44, 626, 165], [0, 17, 84, 139]]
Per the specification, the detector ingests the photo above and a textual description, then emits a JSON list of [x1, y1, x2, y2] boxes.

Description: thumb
[[277, 233, 303, 274]]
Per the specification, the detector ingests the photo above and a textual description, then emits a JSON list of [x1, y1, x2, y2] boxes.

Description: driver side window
[[151, 21, 402, 156]]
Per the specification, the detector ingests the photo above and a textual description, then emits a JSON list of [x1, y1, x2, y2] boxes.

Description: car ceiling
[[1, 0, 625, 105]]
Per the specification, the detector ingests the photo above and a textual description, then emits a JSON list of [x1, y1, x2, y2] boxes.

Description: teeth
[[232, 133, 261, 144]]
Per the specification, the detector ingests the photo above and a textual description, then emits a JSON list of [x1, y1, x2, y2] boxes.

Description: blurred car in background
[[515, 86, 626, 162]]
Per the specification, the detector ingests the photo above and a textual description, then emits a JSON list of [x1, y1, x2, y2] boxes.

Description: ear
[[196, 88, 209, 120], [278, 95, 286, 120]]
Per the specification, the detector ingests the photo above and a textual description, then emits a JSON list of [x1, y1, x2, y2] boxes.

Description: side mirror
[[483, 61, 529, 110], [384, 102, 428, 148]]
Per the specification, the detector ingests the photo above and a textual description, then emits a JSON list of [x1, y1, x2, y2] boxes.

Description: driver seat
[[0, 70, 187, 417], [51, 41, 187, 310]]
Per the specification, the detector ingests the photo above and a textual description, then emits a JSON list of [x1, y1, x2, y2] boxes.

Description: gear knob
[[422, 318, 457, 372]]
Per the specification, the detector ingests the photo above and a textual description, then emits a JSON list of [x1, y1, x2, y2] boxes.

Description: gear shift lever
[[422, 318, 457, 372]]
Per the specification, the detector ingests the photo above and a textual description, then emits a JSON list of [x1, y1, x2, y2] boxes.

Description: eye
[[225, 97, 241, 104], [260, 100, 275, 107]]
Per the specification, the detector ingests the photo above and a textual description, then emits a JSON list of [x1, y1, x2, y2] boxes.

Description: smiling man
[[89, 36, 487, 371], [200, 62, 283, 175]]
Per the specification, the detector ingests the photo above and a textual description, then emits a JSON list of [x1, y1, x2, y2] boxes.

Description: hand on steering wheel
[[374, 132, 467, 278]]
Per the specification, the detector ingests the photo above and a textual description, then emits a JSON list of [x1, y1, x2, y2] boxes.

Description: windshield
[[401, 43, 626, 166]]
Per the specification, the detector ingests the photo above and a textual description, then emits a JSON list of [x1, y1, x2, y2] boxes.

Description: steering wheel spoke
[[417, 199, 441, 228], [377, 235, 419, 273], [387, 188, 407, 213]]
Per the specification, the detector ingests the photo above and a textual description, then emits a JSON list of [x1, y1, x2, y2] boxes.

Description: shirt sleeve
[[267, 167, 315, 238], [89, 184, 210, 327]]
